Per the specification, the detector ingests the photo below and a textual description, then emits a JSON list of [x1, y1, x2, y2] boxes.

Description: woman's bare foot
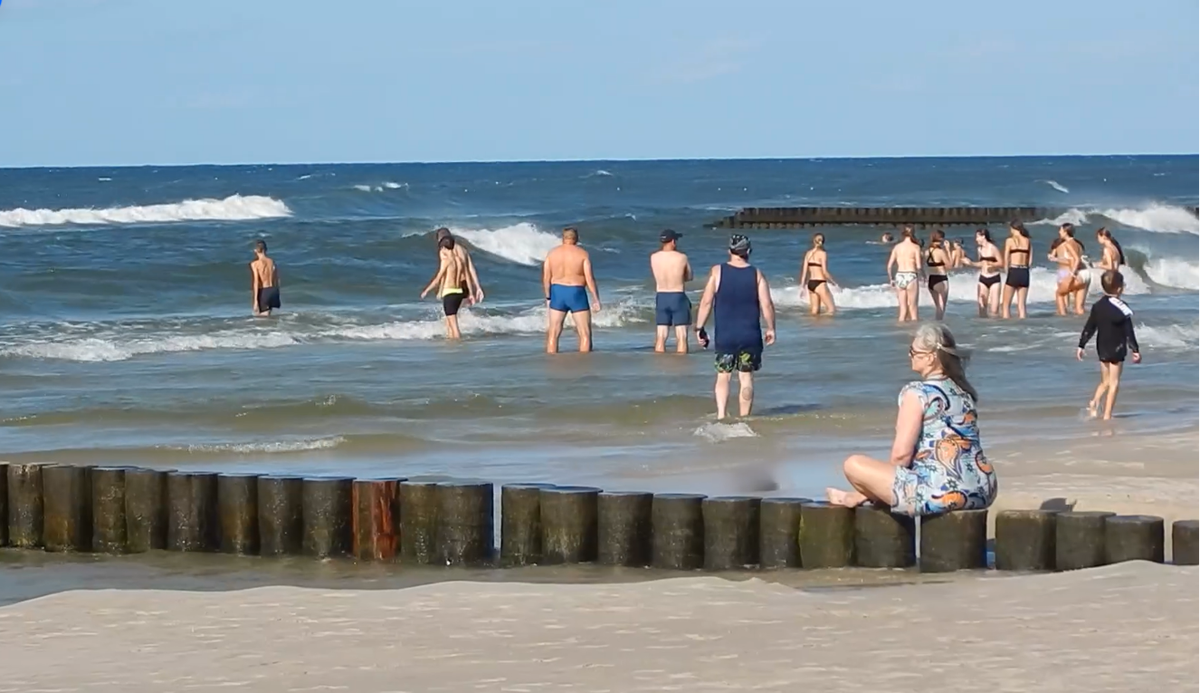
[[825, 487, 868, 507]]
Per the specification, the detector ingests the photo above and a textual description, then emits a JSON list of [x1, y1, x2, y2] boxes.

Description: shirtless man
[[650, 229, 693, 353], [886, 226, 923, 322], [435, 227, 484, 304], [542, 226, 601, 353], [250, 239, 281, 317], [421, 233, 469, 339]]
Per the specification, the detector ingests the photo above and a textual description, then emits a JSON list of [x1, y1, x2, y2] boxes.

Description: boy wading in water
[[421, 234, 469, 339], [250, 239, 281, 317], [1077, 269, 1141, 420]]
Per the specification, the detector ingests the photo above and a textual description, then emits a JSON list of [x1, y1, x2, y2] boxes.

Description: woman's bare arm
[[889, 390, 924, 467]]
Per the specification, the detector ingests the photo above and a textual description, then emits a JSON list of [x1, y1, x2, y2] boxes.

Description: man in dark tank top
[[693, 234, 777, 420]]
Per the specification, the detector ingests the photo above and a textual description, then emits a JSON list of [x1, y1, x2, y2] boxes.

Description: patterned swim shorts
[[715, 349, 762, 374]]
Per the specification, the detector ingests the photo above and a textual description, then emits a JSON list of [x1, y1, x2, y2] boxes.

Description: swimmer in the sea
[[963, 228, 1002, 317], [799, 233, 837, 316], [435, 227, 484, 305], [542, 226, 601, 354], [925, 229, 950, 320], [1001, 220, 1032, 320], [250, 239, 281, 317], [420, 233, 468, 339], [650, 229, 693, 353], [880, 232, 895, 243], [886, 226, 922, 322], [1077, 270, 1141, 420]]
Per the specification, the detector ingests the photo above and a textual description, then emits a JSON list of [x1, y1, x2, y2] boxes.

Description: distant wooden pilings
[[1, 462, 1197, 573], [709, 206, 1200, 228]]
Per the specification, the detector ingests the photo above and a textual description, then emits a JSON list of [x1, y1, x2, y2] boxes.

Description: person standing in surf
[[543, 226, 601, 353], [1001, 221, 1033, 320], [650, 229, 693, 353], [1049, 223, 1087, 316], [420, 233, 469, 340], [925, 230, 950, 321], [1077, 270, 1141, 420], [250, 239, 281, 317], [799, 233, 837, 316], [435, 227, 485, 305], [693, 234, 777, 420], [886, 226, 923, 322], [1095, 227, 1125, 271], [965, 228, 1003, 317]]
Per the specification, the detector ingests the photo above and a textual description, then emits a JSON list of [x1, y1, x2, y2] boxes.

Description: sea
[[0, 157, 1196, 498]]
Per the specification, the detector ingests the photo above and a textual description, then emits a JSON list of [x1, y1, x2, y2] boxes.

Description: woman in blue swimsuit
[[826, 323, 997, 516]]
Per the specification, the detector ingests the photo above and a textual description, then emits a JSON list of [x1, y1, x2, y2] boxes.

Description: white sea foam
[[452, 222, 561, 266], [0, 300, 647, 362], [382, 181, 407, 189], [172, 436, 346, 454], [1135, 323, 1199, 352], [1143, 256, 1200, 290], [1043, 179, 1070, 194], [693, 422, 758, 442], [0, 194, 291, 228], [1031, 204, 1198, 234]]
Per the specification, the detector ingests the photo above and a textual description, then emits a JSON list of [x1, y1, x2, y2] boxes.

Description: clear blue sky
[[1, 0, 1196, 167]]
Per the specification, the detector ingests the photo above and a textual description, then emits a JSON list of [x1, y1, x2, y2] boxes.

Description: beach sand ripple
[[0, 562, 1195, 692]]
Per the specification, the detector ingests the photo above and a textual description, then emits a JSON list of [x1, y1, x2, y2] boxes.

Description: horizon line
[[2, 152, 1197, 171]]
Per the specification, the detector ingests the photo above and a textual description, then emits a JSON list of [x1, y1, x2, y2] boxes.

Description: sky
[[0, 0, 1197, 167]]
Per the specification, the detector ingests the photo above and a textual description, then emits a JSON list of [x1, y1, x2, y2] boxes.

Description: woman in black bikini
[[964, 228, 1002, 317], [925, 229, 950, 320], [799, 233, 837, 316], [1001, 220, 1033, 319]]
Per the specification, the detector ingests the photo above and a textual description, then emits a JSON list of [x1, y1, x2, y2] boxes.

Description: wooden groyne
[[709, 206, 1200, 228], [2, 462, 1197, 573]]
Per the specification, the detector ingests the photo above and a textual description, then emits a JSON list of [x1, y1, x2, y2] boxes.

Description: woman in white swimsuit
[[1049, 223, 1086, 316], [886, 226, 923, 323]]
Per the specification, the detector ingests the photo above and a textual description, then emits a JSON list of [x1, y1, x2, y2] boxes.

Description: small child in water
[[1076, 269, 1141, 420]]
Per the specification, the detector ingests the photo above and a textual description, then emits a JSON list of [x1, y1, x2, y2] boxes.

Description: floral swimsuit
[[891, 377, 997, 516]]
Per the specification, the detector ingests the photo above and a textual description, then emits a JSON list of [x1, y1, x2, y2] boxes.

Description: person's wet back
[[650, 229, 693, 353], [250, 239, 280, 317]]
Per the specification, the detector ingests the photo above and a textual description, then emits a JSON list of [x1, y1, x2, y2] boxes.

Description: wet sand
[[988, 428, 1199, 548], [0, 561, 1194, 692]]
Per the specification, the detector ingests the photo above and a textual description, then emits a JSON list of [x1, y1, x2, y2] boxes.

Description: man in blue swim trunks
[[650, 229, 693, 353], [542, 226, 601, 353], [693, 234, 777, 420]]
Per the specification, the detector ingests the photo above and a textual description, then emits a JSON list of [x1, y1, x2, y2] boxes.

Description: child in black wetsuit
[[1076, 270, 1141, 420]]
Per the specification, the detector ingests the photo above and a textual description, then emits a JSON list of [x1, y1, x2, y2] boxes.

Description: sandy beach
[[0, 399, 1195, 693], [0, 561, 1194, 692]]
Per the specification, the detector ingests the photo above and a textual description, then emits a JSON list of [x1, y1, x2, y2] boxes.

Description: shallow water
[[1, 157, 1196, 496]]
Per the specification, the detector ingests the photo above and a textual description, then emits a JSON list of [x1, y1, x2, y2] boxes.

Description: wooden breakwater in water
[[708, 206, 1200, 228], [2, 462, 1197, 573]]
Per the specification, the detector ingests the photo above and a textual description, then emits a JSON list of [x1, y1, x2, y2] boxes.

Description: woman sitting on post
[[826, 323, 997, 515]]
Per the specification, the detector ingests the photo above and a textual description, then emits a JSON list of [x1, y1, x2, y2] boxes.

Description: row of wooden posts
[[2, 463, 1197, 573]]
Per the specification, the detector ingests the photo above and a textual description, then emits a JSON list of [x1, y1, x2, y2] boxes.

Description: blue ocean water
[[0, 157, 1196, 495]]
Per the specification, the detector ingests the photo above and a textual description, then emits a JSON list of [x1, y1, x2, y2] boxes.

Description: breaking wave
[[0, 194, 291, 228]]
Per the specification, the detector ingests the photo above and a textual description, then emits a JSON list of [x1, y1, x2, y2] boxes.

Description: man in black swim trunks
[[250, 239, 281, 317], [421, 233, 469, 339]]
